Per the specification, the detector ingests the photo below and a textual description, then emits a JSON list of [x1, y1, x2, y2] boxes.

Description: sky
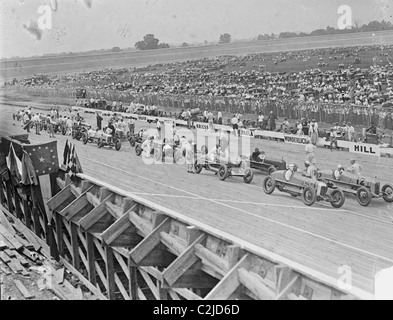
[[0, 0, 392, 58]]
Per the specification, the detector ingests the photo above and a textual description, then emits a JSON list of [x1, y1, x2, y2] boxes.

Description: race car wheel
[[126, 132, 132, 140], [330, 189, 345, 208], [154, 148, 162, 161], [115, 140, 121, 151], [381, 184, 393, 203], [218, 165, 228, 181], [135, 145, 142, 156], [356, 187, 372, 207], [243, 168, 254, 184], [76, 132, 81, 141], [262, 176, 276, 194], [267, 165, 276, 175], [82, 133, 88, 145], [129, 136, 136, 147], [201, 145, 208, 155], [194, 160, 203, 174], [97, 138, 104, 148], [62, 126, 67, 135], [302, 186, 317, 206]]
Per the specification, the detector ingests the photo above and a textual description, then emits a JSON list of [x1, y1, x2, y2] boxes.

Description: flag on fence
[[6, 143, 22, 183], [21, 150, 38, 186], [23, 141, 59, 176], [63, 141, 83, 177]]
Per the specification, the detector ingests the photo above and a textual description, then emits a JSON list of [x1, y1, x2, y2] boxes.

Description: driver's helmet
[[288, 164, 295, 171], [337, 164, 344, 172]]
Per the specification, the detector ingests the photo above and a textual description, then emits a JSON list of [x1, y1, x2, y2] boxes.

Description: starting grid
[[72, 106, 393, 158]]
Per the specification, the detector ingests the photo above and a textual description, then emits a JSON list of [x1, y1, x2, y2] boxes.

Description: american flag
[[23, 141, 59, 177]]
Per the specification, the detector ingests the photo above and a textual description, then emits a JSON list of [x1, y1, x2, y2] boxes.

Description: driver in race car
[[285, 164, 296, 181], [334, 164, 345, 180], [251, 148, 265, 162], [104, 126, 113, 144], [207, 144, 222, 162], [87, 126, 97, 138]]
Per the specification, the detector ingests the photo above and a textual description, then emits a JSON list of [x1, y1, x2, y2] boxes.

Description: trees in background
[[219, 33, 232, 44], [135, 34, 170, 50]]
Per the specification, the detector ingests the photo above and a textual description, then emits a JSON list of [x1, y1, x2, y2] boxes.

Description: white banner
[[284, 134, 311, 145], [349, 142, 381, 157]]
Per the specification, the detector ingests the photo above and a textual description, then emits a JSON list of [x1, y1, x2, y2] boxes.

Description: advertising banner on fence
[[349, 142, 381, 157], [284, 134, 311, 145]]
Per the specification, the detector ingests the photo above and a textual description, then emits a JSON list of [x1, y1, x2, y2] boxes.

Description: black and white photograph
[[0, 0, 393, 304]]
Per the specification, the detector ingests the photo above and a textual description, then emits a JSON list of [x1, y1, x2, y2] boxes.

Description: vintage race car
[[263, 170, 346, 208], [71, 122, 91, 141], [317, 170, 393, 206], [82, 129, 102, 145], [248, 153, 287, 175], [194, 150, 254, 184], [97, 132, 121, 151]]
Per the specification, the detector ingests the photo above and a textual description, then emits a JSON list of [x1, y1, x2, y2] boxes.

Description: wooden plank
[[1, 266, 11, 275], [275, 275, 300, 300], [14, 251, 29, 266], [0, 224, 23, 250], [238, 268, 276, 300], [60, 192, 90, 220], [128, 211, 152, 237], [101, 213, 132, 246], [130, 218, 171, 264], [0, 251, 11, 263], [129, 262, 138, 300], [167, 268, 217, 289], [163, 234, 206, 286], [139, 268, 159, 300], [14, 234, 34, 250], [78, 194, 114, 231], [46, 185, 72, 211], [22, 199, 32, 230], [204, 254, 250, 300], [105, 202, 123, 220], [13, 280, 35, 299], [105, 247, 116, 300], [70, 222, 80, 270], [86, 233, 97, 286], [194, 244, 229, 277], [4, 248, 16, 257], [160, 232, 186, 256], [0, 209, 15, 234], [9, 258, 24, 273], [59, 256, 107, 300], [0, 239, 7, 250], [54, 268, 65, 284], [172, 288, 203, 300], [226, 245, 241, 269], [86, 192, 101, 208], [55, 213, 64, 256]]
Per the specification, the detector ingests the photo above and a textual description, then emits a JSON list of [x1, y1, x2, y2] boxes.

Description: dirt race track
[[1, 104, 393, 298], [2, 30, 393, 81]]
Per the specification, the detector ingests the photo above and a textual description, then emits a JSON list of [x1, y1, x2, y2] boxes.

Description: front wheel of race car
[[382, 184, 393, 203], [129, 137, 136, 147], [194, 160, 203, 174], [330, 189, 346, 208], [243, 168, 254, 184], [135, 145, 142, 156], [115, 140, 121, 151], [97, 138, 103, 148], [267, 165, 276, 175], [218, 165, 228, 181], [356, 186, 372, 206], [263, 176, 276, 194], [302, 186, 317, 206], [82, 133, 88, 145]]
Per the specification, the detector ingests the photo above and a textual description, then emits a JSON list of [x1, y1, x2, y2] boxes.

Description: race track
[[2, 30, 393, 80], [1, 104, 393, 297]]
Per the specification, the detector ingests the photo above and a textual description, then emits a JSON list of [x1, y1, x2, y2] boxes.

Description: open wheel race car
[[317, 170, 393, 206], [97, 133, 122, 151], [263, 170, 346, 208], [71, 122, 90, 141], [194, 146, 254, 184], [248, 152, 287, 175]]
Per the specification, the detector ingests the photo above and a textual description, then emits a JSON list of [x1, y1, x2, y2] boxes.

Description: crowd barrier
[[72, 106, 393, 158]]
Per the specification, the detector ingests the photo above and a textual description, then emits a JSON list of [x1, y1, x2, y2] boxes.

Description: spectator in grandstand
[[268, 111, 277, 131], [329, 128, 338, 151]]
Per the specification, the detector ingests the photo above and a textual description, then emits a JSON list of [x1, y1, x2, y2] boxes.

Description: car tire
[[243, 168, 254, 184], [263, 176, 276, 194], [218, 164, 228, 181], [381, 184, 393, 203], [194, 160, 203, 174], [302, 186, 317, 206], [330, 189, 346, 208], [267, 165, 276, 175], [97, 138, 103, 148], [154, 148, 162, 161], [115, 140, 121, 151], [356, 186, 372, 206], [82, 133, 88, 145], [135, 144, 142, 156]]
